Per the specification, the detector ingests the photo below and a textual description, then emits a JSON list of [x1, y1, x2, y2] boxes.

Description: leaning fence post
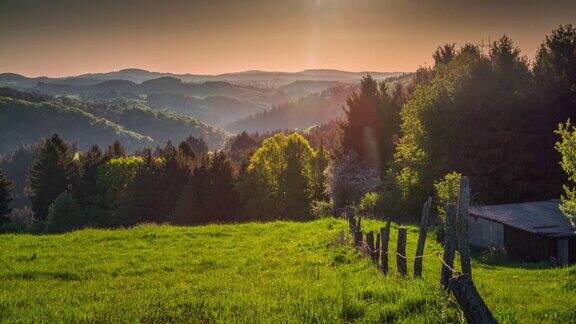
[[396, 227, 407, 277], [441, 204, 457, 289], [346, 211, 355, 232], [457, 176, 472, 276], [449, 274, 496, 324], [414, 196, 432, 278], [380, 221, 391, 274], [366, 231, 375, 259]]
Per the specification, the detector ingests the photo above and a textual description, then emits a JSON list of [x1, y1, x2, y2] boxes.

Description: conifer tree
[[29, 134, 77, 221], [46, 192, 84, 233], [73, 145, 103, 209], [178, 141, 196, 160], [104, 140, 126, 161], [185, 136, 208, 156], [172, 152, 238, 224], [158, 142, 190, 218], [0, 169, 12, 225], [339, 75, 399, 169], [130, 149, 163, 224]]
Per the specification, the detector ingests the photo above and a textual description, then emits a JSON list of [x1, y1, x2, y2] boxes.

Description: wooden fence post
[[366, 231, 375, 259], [346, 211, 355, 232], [441, 204, 457, 289], [380, 221, 391, 274], [396, 227, 407, 277], [457, 176, 472, 276], [353, 217, 363, 247], [375, 233, 381, 262], [414, 196, 432, 278], [449, 274, 496, 324]]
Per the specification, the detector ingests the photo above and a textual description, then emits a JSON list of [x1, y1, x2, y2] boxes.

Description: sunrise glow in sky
[[1, 0, 575, 77]]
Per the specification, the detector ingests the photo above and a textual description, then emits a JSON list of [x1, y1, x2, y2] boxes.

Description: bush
[[310, 200, 333, 219], [480, 246, 508, 264], [325, 153, 383, 213], [355, 192, 380, 216], [433, 172, 461, 223], [46, 192, 85, 233]]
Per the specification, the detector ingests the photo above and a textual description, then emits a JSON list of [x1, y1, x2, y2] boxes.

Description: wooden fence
[[347, 176, 495, 324]]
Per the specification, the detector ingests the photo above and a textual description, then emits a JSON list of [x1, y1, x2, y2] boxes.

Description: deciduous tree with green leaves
[[555, 120, 576, 227]]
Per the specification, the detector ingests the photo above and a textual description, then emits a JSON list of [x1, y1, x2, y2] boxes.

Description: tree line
[[0, 130, 330, 232]]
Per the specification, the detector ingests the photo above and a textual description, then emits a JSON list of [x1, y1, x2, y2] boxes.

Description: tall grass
[[0, 218, 574, 322]]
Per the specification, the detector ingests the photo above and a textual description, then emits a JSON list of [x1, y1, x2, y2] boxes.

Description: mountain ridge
[[1, 68, 406, 86]]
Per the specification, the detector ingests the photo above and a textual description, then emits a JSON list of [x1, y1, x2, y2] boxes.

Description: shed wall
[[468, 215, 504, 248], [504, 226, 558, 262]]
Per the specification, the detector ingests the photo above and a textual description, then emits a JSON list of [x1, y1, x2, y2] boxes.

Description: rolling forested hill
[[82, 100, 227, 149], [146, 93, 265, 126], [0, 89, 227, 155], [226, 86, 355, 133], [0, 96, 151, 155]]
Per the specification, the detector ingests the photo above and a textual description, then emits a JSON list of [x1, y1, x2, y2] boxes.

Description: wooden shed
[[468, 201, 576, 265]]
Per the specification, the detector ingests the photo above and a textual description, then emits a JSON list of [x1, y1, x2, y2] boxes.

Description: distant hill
[[0, 74, 359, 115], [33, 77, 270, 103], [226, 86, 355, 134], [0, 89, 227, 154], [1, 68, 406, 88], [0, 96, 151, 155], [82, 100, 227, 149], [147, 93, 266, 126]]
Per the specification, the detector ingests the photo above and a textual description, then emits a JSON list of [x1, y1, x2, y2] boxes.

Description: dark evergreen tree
[[45, 192, 84, 233], [29, 134, 77, 221], [0, 169, 12, 225], [339, 75, 400, 170], [230, 131, 257, 152], [433, 43, 456, 66], [0, 144, 36, 208], [104, 140, 126, 161], [158, 142, 190, 218], [172, 152, 239, 224], [229, 131, 258, 163], [73, 145, 103, 210], [130, 149, 163, 224], [185, 136, 208, 156], [178, 141, 197, 160]]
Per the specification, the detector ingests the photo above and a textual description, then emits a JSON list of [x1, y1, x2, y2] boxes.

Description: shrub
[[7, 206, 36, 231], [433, 171, 461, 222], [310, 200, 333, 219], [46, 192, 85, 233], [325, 153, 382, 213], [480, 246, 508, 264], [355, 192, 380, 216]]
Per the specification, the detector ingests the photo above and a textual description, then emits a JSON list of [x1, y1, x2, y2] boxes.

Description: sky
[[1, 0, 575, 77]]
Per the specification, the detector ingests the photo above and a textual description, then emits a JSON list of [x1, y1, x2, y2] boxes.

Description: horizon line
[[0, 67, 411, 79]]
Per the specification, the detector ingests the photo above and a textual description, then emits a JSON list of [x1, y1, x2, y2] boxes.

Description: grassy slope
[[0, 218, 574, 322]]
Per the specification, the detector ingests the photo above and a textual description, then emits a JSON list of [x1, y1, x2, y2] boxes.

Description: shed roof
[[468, 201, 576, 237]]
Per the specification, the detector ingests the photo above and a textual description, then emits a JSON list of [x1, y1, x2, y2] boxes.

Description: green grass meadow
[[1, 218, 575, 322]]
